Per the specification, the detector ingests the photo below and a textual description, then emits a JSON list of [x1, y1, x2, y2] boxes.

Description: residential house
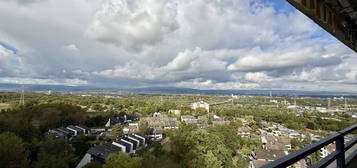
[[86, 143, 121, 163], [147, 127, 163, 140], [105, 114, 139, 127], [48, 129, 68, 140], [141, 114, 179, 129], [249, 149, 287, 168], [123, 123, 139, 134], [252, 149, 287, 161], [212, 115, 230, 125], [237, 126, 252, 138], [181, 115, 198, 124], [76, 135, 146, 168], [181, 115, 209, 128], [320, 143, 335, 158], [262, 135, 291, 151], [48, 125, 89, 140], [66, 125, 84, 136], [249, 160, 271, 168], [168, 109, 181, 116]]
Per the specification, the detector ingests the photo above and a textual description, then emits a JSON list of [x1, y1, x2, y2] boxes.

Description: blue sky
[[0, 0, 356, 92], [0, 41, 17, 54]]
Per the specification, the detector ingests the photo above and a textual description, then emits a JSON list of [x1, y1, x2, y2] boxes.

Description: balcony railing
[[262, 124, 357, 168]]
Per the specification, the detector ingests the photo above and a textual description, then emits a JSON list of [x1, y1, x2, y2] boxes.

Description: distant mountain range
[[0, 83, 356, 98]]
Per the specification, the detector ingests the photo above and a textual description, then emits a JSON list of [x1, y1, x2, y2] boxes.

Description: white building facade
[[191, 101, 210, 112]]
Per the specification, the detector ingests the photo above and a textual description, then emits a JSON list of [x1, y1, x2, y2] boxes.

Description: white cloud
[[2, 0, 46, 5], [0, 77, 88, 86], [0, 45, 23, 76], [63, 44, 79, 52], [0, 0, 356, 92], [86, 0, 179, 49], [174, 78, 260, 90], [162, 47, 233, 72], [227, 44, 343, 72], [93, 62, 158, 80], [244, 72, 272, 83]]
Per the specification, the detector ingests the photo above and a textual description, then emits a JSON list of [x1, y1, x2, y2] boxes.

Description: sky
[[0, 0, 356, 92]]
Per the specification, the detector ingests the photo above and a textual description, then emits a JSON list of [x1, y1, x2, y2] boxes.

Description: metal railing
[[262, 124, 357, 168]]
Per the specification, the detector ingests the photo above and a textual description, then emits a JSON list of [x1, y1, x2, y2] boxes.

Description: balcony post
[[336, 134, 345, 168]]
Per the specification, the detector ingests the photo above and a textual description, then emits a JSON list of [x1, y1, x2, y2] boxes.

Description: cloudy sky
[[0, 0, 356, 92]]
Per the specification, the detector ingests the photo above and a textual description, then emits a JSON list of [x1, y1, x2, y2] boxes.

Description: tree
[[171, 126, 233, 168], [0, 132, 29, 168], [229, 120, 243, 129], [306, 122, 315, 129], [139, 120, 149, 135], [200, 151, 222, 168], [170, 123, 198, 161], [84, 115, 107, 127], [83, 162, 102, 168], [244, 115, 254, 123], [234, 156, 249, 168], [286, 122, 303, 130], [208, 124, 241, 152], [91, 104, 103, 111], [195, 107, 207, 116], [71, 135, 96, 156], [291, 138, 303, 151], [141, 152, 180, 168], [111, 124, 124, 140], [33, 136, 76, 168], [311, 151, 321, 164], [103, 153, 141, 168]]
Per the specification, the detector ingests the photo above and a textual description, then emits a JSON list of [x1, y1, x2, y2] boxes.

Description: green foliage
[[103, 153, 141, 168], [211, 104, 356, 132], [111, 124, 124, 140], [91, 103, 104, 111], [170, 124, 234, 168], [195, 107, 207, 116], [33, 136, 77, 168], [0, 102, 83, 168], [0, 132, 29, 168], [244, 115, 254, 123], [170, 123, 198, 161], [0, 103, 86, 132], [71, 135, 97, 156], [290, 138, 303, 151], [208, 124, 241, 153], [141, 152, 180, 168], [306, 122, 315, 129], [229, 120, 243, 129], [199, 151, 222, 168], [311, 151, 321, 164], [83, 162, 102, 168], [233, 156, 249, 168], [238, 138, 261, 155], [84, 115, 107, 127], [139, 120, 149, 135]]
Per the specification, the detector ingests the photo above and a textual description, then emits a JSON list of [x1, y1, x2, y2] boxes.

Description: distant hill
[[0, 84, 356, 98], [126, 87, 357, 98]]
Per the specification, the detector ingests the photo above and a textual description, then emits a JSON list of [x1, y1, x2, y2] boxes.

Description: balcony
[[262, 124, 357, 168]]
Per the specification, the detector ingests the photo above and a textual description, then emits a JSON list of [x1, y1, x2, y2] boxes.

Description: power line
[[19, 84, 25, 106]]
